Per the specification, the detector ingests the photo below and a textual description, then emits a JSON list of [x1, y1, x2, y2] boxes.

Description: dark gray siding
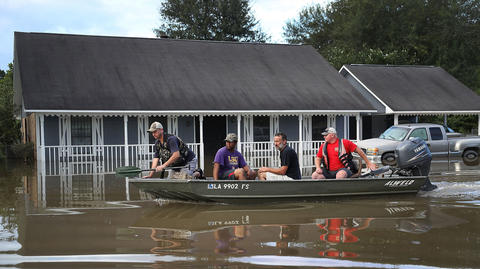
[[127, 117, 138, 144], [279, 116, 299, 141], [178, 116, 195, 143], [44, 116, 59, 146], [344, 73, 386, 113], [103, 117, 124, 145]]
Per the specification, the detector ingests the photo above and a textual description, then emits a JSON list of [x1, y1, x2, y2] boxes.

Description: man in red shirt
[[312, 127, 376, 179]]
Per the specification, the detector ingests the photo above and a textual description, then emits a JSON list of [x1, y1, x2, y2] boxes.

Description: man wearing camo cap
[[144, 121, 197, 178]]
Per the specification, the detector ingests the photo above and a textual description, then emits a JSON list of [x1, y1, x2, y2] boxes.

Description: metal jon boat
[[129, 137, 437, 203], [128, 176, 428, 203]]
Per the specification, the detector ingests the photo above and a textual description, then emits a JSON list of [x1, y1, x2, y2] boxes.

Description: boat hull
[[129, 176, 428, 203]]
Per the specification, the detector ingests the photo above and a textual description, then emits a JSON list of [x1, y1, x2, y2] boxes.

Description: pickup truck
[[356, 123, 480, 167]]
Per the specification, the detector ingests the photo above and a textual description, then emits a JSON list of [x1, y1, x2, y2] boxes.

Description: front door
[[203, 116, 227, 177]]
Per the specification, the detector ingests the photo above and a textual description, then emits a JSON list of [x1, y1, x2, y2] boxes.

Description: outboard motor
[[394, 137, 437, 191]]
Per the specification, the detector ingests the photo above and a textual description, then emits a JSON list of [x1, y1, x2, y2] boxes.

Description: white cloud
[[0, 0, 331, 70], [251, 0, 330, 43]]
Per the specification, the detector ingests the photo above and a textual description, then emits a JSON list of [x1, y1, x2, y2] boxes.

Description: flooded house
[[13, 32, 376, 178]]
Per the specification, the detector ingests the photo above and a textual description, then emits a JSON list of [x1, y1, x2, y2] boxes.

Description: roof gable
[[342, 64, 480, 113]]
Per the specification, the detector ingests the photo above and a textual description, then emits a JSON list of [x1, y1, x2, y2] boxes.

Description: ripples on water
[[423, 174, 480, 200], [0, 162, 479, 268]]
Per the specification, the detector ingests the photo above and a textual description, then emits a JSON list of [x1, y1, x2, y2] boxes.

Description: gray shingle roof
[[14, 32, 375, 113], [343, 64, 480, 112]]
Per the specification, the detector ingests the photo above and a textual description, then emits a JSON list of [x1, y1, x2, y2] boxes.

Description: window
[[379, 126, 409, 141], [253, 116, 270, 142], [312, 116, 327, 140], [429, 127, 443, 140], [408, 128, 428, 141], [71, 117, 92, 145]]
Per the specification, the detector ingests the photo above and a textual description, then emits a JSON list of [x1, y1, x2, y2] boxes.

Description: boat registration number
[[207, 183, 250, 190]]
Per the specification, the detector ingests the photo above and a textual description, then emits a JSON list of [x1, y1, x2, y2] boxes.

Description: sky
[[0, 0, 330, 71]]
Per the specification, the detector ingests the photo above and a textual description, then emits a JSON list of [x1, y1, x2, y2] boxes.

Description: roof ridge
[[348, 64, 437, 68], [14, 31, 305, 47]]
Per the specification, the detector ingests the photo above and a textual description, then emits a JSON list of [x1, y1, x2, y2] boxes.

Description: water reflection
[[1, 162, 480, 268], [131, 200, 431, 259], [317, 218, 372, 258]]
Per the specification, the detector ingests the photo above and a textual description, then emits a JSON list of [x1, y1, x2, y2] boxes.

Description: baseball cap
[[321, 127, 337, 136], [148, 121, 163, 132], [225, 133, 238, 142]]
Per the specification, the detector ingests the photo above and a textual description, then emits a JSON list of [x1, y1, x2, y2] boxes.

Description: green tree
[[0, 63, 20, 147], [154, 0, 268, 42], [283, 0, 480, 94], [284, 0, 480, 133]]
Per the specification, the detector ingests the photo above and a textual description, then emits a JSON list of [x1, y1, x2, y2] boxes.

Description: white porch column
[[327, 115, 336, 128], [270, 115, 279, 139], [237, 115, 242, 153], [344, 116, 348, 139], [394, 114, 399, 125], [298, 115, 303, 172], [35, 114, 41, 161], [40, 114, 45, 163], [168, 116, 178, 136], [124, 116, 129, 166], [199, 115, 204, 170], [356, 114, 362, 141], [478, 114, 480, 136], [444, 114, 448, 126]]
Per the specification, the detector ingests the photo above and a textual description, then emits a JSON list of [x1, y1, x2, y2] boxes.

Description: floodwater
[[1, 161, 480, 269]]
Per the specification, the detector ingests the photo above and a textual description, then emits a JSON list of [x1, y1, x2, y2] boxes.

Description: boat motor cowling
[[395, 137, 432, 176], [394, 137, 437, 191]]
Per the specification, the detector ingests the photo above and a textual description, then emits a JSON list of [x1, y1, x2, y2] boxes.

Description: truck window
[[429, 127, 444, 140], [409, 128, 428, 141]]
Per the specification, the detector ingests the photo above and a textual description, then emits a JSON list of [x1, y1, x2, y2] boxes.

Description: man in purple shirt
[[213, 133, 256, 180]]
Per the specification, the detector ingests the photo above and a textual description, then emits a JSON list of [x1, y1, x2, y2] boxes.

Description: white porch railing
[[42, 140, 356, 176], [42, 143, 201, 176], [241, 141, 324, 175]]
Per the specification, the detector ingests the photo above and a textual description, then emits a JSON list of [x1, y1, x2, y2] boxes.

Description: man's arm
[[258, 166, 288, 175], [314, 157, 322, 173], [144, 157, 159, 178], [213, 162, 220, 180], [156, 151, 180, 172], [355, 147, 377, 170]]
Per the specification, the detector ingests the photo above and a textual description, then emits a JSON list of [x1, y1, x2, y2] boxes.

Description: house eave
[[24, 109, 378, 117], [391, 111, 480, 116]]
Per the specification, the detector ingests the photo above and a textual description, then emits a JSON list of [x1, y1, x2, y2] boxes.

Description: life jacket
[[321, 139, 358, 174], [156, 134, 190, 167]]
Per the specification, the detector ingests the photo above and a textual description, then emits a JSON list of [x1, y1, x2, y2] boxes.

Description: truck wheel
[[382, 152, 397, 166], [462, 149, 479, 166]]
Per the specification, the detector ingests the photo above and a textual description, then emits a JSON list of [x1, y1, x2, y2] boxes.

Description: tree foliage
[[154, 0, 268, 42], [284, 0, 480, 133], [0, 63, 20, 146], [283, 0, 480, 94]]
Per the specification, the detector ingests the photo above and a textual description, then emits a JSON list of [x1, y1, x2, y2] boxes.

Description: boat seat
[[350, 157, 362, 178]]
